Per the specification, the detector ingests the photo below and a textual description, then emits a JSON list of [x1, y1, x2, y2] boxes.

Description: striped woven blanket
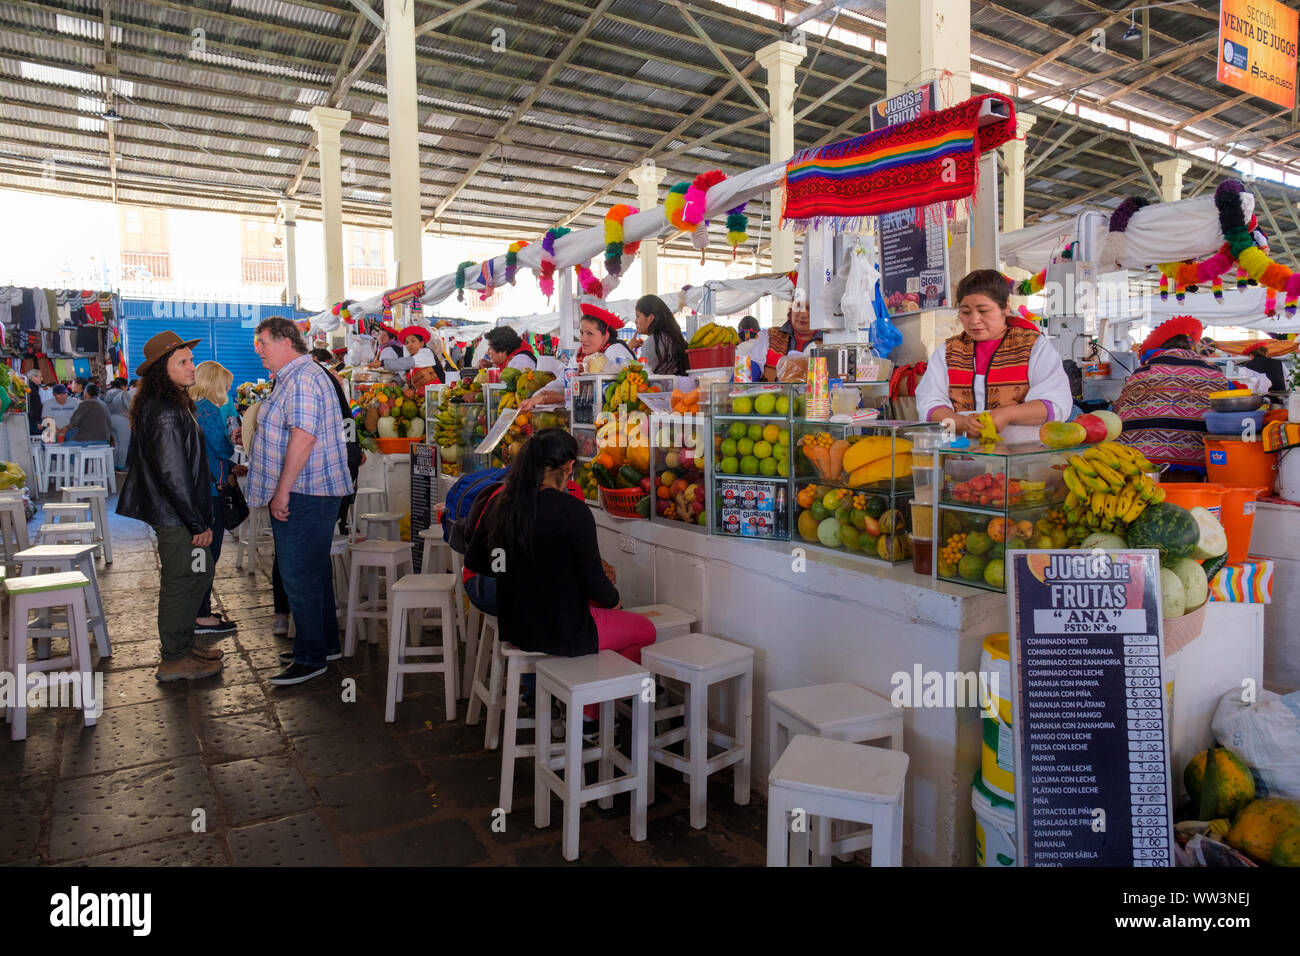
[[1113, 350, 1232, 468]]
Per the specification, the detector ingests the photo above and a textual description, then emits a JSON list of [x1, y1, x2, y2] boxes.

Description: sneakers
[[267, 662, 327, 686], [190, 644, 224, 661], [156, 655, 223, 682], [272, 614, 290, 636], [279, 650, 342, 664], [195, 617, 237, 635], [582, 718, 600, 744]]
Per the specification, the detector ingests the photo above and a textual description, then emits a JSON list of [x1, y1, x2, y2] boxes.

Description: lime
[[746, 423, 763, 441], [728, 422, 746, 440], [754, 393, 777, 415], [753, 440, 773, 459], [720, 438, 738, 458], [759, 457, 778, 476], [740, 455, 760, 475], [776, 395, 790, 415], [737, 437, 755, 456], [732, 396, 753, 415], [720, 456, 738, 473]]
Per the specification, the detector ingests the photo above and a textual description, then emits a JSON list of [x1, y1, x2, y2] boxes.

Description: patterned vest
[[945, 323, 1040, 412]]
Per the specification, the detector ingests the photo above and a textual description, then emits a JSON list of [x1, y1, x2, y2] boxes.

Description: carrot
[[803, 442, 831, 478], [827, 439, 851, 480]]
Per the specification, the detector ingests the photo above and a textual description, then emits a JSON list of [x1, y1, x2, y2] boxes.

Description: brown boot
[[155, 655, 223, 682], [190, 645, 224, 661]]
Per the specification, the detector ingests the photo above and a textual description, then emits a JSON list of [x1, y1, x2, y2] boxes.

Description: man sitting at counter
[[915, 269, 1073, 442]]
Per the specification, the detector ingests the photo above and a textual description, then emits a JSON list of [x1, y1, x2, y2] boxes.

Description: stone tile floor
[[2, 495, 771, 866]]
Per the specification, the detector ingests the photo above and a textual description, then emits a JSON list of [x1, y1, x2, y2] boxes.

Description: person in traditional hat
[[116, 331, 223, 682], [520, 303, 634, 410], [369, 323, 404, 365], [374, 325, 445, 385], [1240, 340, 1286, 392], [916, 269, 1073, 442], [1112, 314, 1232, 475]]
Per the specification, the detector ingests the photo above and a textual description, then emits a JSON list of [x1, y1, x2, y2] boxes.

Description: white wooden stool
[[766, 735, 908, 867], [625, 604, 698, 641], [13, 543, 111, 658], [535, 651, 651, 862], [385, 573, 459, 722], [60, 486, 111, 564], [43, 502, 91, 524], [358, 512, 403, 541], [350, 487, 387, 538], [330, 534, 350, 621], [37, 521, 96, 547], [77, 445, 116, 492], [641, 634, 754, 829], [28, 438, 46, 495], [235, 505, 272, 572], [465, 614, 502, 744], [43, 447, 82, 493], [0, 498, 30, 563], [343, 540, 413, 656], [419, 526, 450, 573], [4, 570, 97, 741], [768, 682, 904, 864], [478, 635, 551, 811], [448, 548, 472, 693]]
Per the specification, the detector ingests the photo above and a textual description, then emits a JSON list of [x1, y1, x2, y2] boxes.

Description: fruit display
[[715, 419, 791, 477], [429, 388, 486, 477], [602, 362, 663, 413], [934, 510, 1066, 589], [670, 388, 701, 413], [351, 382, 426, 446], [1059, 442, 1165, 542], [479, 365, 556, 411], [652, 416, 709, 528], [687, 321, 740, 350], [793, 482, 913, 562], [714, 382, 800, 418], [1184, 748, 1256, 821]]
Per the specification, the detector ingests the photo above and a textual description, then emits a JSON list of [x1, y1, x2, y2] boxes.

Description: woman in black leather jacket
[[116, 332, 223, 682]]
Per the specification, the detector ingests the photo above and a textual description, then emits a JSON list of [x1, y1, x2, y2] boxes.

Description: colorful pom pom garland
[[537, 227, 571, 301], [663, 181, 690, 232], [683, 170, 725, 225], [454, 260, 476, 303], [603, 205, 638, 276], [725, 203, 748, 258], [505, 240, 528, 285]]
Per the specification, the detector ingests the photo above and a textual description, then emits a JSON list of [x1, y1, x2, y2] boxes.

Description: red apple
[[1075, 413, 1109, 444]]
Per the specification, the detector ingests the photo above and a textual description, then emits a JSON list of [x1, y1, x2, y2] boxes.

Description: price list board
[[409, 442, 437, 572], [1007, 550, 1174, 867]]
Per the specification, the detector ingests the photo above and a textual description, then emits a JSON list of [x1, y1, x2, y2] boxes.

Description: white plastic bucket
[[972, 771, 1017, 867], [980, 633, 1014, 801], [1279, 448, 1300, 503]]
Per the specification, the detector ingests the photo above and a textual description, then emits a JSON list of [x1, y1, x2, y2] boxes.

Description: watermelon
[[1127, 502, 1200, 564], [1188, 506, 1228, 561], [1202, 552, 1229, 581]]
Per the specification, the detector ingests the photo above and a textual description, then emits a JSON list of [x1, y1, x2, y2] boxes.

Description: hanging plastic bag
[[840, 243, 875, 331]]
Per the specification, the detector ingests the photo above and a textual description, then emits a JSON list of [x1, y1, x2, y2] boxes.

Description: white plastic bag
[[1212, 688, 1300, 800], [839, 242, 878, 332], [1234, 366, 1272, 396]]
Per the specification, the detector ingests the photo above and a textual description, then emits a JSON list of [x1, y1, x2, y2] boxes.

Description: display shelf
[[425, 382, 488, 479], [650, 412, 709, 530], [707, 382, 800, 539]]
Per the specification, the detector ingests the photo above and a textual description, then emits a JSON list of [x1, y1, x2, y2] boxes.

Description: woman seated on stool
[[466, 428, 654, 738]]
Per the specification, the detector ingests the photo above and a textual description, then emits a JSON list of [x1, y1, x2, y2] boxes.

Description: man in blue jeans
[[248, 317, 354, 685]]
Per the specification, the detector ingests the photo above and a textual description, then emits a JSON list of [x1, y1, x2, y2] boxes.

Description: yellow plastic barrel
[[980, 632, 1014, 801]]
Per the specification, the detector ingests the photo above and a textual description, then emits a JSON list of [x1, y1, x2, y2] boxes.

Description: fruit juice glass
[[909, 496, 933, 575]]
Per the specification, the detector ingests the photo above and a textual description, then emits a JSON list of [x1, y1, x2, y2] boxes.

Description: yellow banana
[[1149, 485, 1166, 504], [1090, 445, 1124, 470], [1092, 460, 1125, 491], [1062, 467, 1087, 499], [1069, 455, 1098, 479], [1064, 490, 1081, 511], [1115, 486, 1135, 517], [1080, 471, 1110, 494], [1105, 493, 1120, 521], [1121, 498, 1148, 524], [1090, 490, 1107, 515]]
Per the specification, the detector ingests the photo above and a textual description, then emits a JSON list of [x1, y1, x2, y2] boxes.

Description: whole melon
[[1227, 798, 1300, 864], [1128, 502, 1200, 564], [1271, 826, 1300, 867], [1080, 532, 1127, 551], [1169, 557, 1208, 612], [1159, 567, 1186, 618], [1183, 748, 1255, 820]]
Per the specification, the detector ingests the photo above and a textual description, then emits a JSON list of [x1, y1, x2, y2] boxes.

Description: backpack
[[442, 466, 507, 546]]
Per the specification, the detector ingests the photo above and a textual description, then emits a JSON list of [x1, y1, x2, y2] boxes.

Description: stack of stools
[[419, 527, 449, 573], [28, 438, 46, 494], [766, 735, 908, 867], [60, 486, 112, 564], [235, 506, 273, 573], [465, 614, 504, 746], [0, 495, 30, 565], [384, 573, 459, 722], [357, 512, 403, 541], [767, 682, 904, 866], [77, 446, 116, 493], [43, 447, 81, 494], [641, 634, 753, 829], [4, 570, 98, 741], [43, 502, 91, 524], [343, 539, 413, 656], [535, 651, 651, 861], [12, 543, 111, 659]]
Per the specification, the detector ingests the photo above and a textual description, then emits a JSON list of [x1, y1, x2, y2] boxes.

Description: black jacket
[[116, 397, 213, 533], [27, 385, 42, 436]]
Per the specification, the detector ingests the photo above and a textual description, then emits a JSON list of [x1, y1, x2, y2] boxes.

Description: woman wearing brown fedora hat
[[117, 331, 225, 682]]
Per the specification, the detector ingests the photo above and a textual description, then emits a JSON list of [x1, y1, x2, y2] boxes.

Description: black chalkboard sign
[[1008, 550, 1174, 867], [410, 442, 437, 572]]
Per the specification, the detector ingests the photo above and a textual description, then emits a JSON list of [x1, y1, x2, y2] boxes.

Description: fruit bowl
[[1209, 395, 1264, 413], [687, 345, 736, 370], [375, 437, 422, 455]]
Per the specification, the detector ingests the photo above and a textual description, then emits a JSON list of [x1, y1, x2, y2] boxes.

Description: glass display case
[[708, 382, 800, 539], [932, 442, 1075, 592], [425, 381, 488, 478], [790, 421, 942, 564], [650, 412, 710, 529]]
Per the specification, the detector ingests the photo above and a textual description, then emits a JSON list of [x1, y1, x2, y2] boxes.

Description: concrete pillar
[[307, 106, 351, 305], [755, 39, 807, 272], [1000, 113, 1037, 235], [1154, 157, 1192, 203], [278, 199, 300, 311], [885, 0, 971, 101], [628, 163, 666, 296], [385, 0, 423, 286]]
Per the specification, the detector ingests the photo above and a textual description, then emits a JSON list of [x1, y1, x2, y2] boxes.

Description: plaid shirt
[[247, 353, 353, 505]]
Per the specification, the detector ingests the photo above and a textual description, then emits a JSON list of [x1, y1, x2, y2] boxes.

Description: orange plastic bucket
[[1157, 482, 1227, 522], [1204, 437, 1278, 494], [1218, 486, 1267, 564]]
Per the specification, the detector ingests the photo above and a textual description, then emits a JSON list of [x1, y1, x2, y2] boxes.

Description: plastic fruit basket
[[375, 437, 422, 454], [687, 345, 736, 370], [599, 486, 648, 519]]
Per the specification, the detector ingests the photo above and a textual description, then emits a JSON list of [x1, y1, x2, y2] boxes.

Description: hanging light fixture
[[498, 144, 513, 184], [1123, 12, 1141, 41], [102, 107, 122, 121]]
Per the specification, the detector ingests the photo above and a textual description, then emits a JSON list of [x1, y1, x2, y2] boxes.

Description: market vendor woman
[[915, 269, 1072, 441], [756, 300, 822, 381], [370, 325, 444, 385], [521, 303, 635, 409], [477, 327, 538, 371]]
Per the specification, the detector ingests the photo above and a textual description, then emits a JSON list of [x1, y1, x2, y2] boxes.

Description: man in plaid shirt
[[249, 317, 354, 685]]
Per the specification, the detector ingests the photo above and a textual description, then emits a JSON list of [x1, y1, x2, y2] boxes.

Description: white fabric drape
[[1142, 285, 1300, 332], [677, 276, 795, 316]]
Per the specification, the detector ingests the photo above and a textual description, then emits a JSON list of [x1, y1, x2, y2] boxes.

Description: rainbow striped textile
[[1209, 559, 1274, 604], [781, 93, 1019, 230]]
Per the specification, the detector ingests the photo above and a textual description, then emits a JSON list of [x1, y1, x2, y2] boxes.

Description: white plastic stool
[[419, 526, 450, 573], [76, 445, 116, 492], [641, 634, 754, 829], [60, 486, 111, 564], [358, 512, 403, 541], [28, 438, 46, 494], [384, 573, 459, 722], [43, 447, 82, 493], [43, 502, 91, 524], [235, 506, 272, 572], [625, 603, 698, 641], [0, 498, 30, 563], [37, 521, 96, 546], [768, 682, 904, 863], [5, 570, 97, 741], [343, 540, 413, 656], [13, 543, 111, 657], [535, 651, 651, 861], [766, 735, 908, 867]]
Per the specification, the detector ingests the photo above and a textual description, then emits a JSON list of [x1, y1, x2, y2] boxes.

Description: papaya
[[1227, 798, 1300, 864], [843, 435, 911, 473], [1271, 826, 1300, 867], [848, 454, 913, 488], [1184, 748, 1255, 820]]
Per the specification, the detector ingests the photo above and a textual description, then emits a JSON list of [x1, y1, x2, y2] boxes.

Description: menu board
[[1007, 550, 1174, 867], [409, 442, 437, 572]]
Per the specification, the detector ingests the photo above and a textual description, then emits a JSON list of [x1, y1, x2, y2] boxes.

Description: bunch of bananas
[[433, 403, 460, 447], [1061, 442, 1165, 536], [604, 371, 647, 411], [499, 390, 520, 410], [687, 322, 740, 349]]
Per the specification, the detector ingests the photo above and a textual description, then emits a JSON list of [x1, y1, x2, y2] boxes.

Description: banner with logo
[[1218, 0, 1298, 109]]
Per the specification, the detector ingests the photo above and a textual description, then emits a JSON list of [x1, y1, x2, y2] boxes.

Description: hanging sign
[[1007, 550, 1175, 867], [1218, 0, 1298, 109], [870, 82, 950, 316]]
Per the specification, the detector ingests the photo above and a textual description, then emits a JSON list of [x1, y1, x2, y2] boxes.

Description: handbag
[[219, 473, 250, 529], [409, 364, 440, 391]]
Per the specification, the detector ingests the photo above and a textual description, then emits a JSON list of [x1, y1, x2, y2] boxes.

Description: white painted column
[[1154, 157, 1192, 203], [628, 163, 667, 296], [755, 39, 807, 272], [385, 0, 423, 286], [885, 0, 971, 100], [278, 199, 300, 311], [308, 106, 352, 306], [1000, 113, 1037, 235]]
